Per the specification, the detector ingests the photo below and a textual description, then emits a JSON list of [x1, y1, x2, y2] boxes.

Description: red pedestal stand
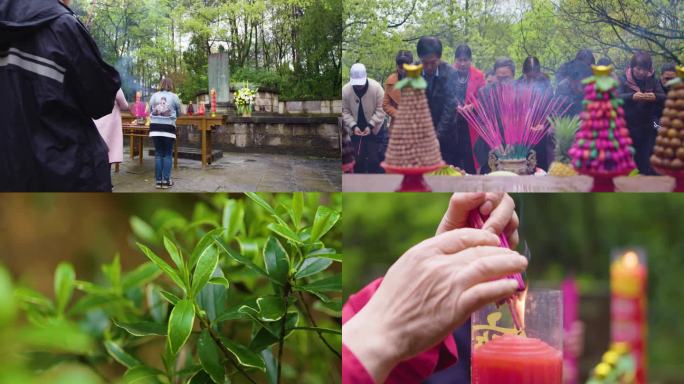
[[654, 168, 684, 192], [381, 162, 444, 192], [586, 171, 627, 192]]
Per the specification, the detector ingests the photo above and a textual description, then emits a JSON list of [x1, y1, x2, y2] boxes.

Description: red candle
[[472, 335, 562, 384], [210, 89, 217, 116]]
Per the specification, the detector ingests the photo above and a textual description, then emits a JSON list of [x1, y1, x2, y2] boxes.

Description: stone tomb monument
[[208, 50, 232, 113]]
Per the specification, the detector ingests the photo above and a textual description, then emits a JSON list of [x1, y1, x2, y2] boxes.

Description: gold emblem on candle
[[472, 312, 526, 349]]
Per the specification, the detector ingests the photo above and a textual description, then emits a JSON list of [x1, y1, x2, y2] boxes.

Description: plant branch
[[197, 312, 258, 384], [277, 284, 291, 384], [296, 291, 341, 359]]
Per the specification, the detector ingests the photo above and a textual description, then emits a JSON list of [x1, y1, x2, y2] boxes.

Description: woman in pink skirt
[[95, 89, 129, 167]]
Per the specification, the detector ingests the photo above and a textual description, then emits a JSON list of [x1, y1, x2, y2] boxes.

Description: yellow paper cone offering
[[383, 64, 444, 169], [651, 65, 684, 172]]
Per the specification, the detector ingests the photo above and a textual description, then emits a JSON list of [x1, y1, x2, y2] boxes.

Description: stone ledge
[[225, 115, 339, 124]]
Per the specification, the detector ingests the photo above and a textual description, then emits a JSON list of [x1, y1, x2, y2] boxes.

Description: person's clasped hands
[[353, 126, 372, 137], [343, 193, 527, 383]]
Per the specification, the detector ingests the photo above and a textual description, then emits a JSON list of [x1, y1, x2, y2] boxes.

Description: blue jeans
[[152, 136, 174, 182]]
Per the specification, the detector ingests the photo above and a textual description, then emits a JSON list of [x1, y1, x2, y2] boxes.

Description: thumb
[[436, 193, 487, 235]]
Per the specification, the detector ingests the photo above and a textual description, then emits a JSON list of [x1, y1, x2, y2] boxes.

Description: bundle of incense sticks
[[468, 210, 527, 331]]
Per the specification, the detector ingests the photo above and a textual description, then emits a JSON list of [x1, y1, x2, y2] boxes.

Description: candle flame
[[508, 288, 527, 332], [622, 251, 639, 268]]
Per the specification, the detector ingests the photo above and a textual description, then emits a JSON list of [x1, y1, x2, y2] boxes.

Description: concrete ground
[[112, 149, 341, 192]]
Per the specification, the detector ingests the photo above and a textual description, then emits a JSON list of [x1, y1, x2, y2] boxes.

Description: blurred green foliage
[[4, 193, 341, 384], [342, 193, 684, 381]]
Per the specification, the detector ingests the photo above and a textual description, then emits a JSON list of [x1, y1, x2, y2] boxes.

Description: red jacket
[[342, 278, 458, 383], [453, 65, 486, 170]]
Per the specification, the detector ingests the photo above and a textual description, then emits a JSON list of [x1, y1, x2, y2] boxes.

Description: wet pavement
[[112, 149, 341, 192]]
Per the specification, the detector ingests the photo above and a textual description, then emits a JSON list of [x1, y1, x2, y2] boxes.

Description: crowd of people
[[342, 36, 678, 175]]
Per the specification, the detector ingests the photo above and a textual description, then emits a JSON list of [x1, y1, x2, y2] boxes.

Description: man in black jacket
[[417, 36, 460, 167], [0, 0, 121, 191]]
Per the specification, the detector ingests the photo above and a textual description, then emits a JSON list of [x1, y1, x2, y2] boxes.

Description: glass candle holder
[[471, 289, 563, 384]]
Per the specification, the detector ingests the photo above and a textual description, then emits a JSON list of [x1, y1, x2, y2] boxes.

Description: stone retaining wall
[[175, 115, 340, 158], [278, 100, 342, 115]]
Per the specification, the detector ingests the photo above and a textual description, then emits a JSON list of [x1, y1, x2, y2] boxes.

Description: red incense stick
[[468, 210, 526, 330]]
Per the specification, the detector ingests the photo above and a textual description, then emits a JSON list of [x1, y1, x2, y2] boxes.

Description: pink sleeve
[[343, 344, 375, 384], [342, 278, 458, 384], [116, 89, 129, 111]]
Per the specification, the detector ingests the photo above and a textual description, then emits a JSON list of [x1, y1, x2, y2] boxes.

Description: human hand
[[354, 127, 364, 136], [436, 193, 519, 248], [633, 92, 644, 101], [643, 92, 656, 102], [343, 228, 527, 383], [363, 127, 372, 136]]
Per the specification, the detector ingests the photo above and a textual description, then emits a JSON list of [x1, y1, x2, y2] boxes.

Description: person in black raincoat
[[0, 0, 121, 191]]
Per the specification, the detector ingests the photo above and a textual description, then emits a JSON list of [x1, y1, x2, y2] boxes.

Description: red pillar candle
[[472, 335, 562, 384], [210, 88, 217, 117], [610, 249, 647, 383]]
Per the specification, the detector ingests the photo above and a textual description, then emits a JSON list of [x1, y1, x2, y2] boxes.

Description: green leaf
[[198, 330, 225, 384], [267, 223, 303, 244], [15, 287, 53, 310], [314, 299, 342, 317], [291, 192, 304, 229], [114, 320, 167, 336], [68, 293, 128, 316], [263, 237, 290, 285], [159, 290, 181, 305], [123, 365, 164, 384], [295, 257, 332, 279], [20, 321, 93, 354], [191, 245, 219, 297], [130, 216, 157, 244], [298, 275, 341, 292], [310, 206, 340, 242], [222, 199, 244, 242], [190, 228, 224, 269], [220, 336, 266, 371], [54, 262, 76, 316], [198, 268, 228, 323], [214, 309, 246, 323], [137, 243, 186, 291], [102, 254, 121, 290], [295, 275, 341, 302], [146, 285, 168, 324], [208, 276, 229, 286], [256, 296, 286, 321], [213, 236, 267, 277], [0, 265, 15, 325], [293, 326, 341, 335], [163, 236, 184, 271], [104, 340, 142, 368], [245, 192, 275, 214], [249, 313, 299, 352], [168, 299, 195, 355], [262, 349, 277, 384], [237, 238, 260, 261], [122, 262, 163, 290], [189, 370, 215, 384], [306, 248, 342, 262]]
